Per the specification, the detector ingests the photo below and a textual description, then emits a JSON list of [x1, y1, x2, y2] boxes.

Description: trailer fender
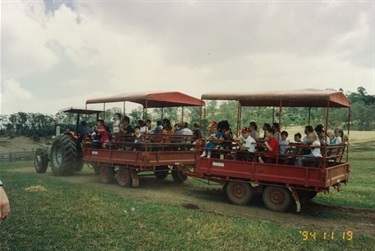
[[289, 187, 301, 213]]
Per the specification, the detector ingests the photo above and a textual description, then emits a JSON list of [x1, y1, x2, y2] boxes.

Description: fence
[[0, 150, 36, 162]]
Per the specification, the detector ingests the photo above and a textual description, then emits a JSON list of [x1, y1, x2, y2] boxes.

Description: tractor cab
[[57, 107, 102, 139], [34, 107, 103, 176]]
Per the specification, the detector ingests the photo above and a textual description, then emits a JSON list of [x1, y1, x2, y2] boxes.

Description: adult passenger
[[180, 122, 193, 135], [153, 120, 163, 134], [248, 121, 259, 140], [192, 122, 202, 142]]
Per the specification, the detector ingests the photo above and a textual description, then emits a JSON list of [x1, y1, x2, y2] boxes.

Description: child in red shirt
[[97, 120, 109, 147], [258, 128, 279, 163]]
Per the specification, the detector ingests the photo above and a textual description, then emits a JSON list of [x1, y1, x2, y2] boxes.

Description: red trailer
[[184, 89, 350, 212], [83, 92, 204, 187]]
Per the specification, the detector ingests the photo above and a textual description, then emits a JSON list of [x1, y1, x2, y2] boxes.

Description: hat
[[209, 121, 217, 127]]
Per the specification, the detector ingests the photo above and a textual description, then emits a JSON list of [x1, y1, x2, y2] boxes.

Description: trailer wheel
[[100, 165, 115, 184], [92, 164, 101, 175], [298, 190, 318, 204], [117, 167, 132, 187], [225, 181, 254, 205], [154, 166, 169, 180], [171, 167, 187, 183], [262, 186, 293, 212], [34, 148, 49, 173]]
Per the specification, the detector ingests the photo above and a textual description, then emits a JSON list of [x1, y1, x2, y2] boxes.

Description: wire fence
[[0, 150, 36, 162]]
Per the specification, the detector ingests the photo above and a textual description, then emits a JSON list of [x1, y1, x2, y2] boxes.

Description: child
[[258, 128, 279, 163], [97, 119, 109, 148], [334, 128, 343, 144], [295, 132, 322, 166], [234, 128, 256, 160], [133, 126, 145, 151], [201, 123, 222, 158], [279, 131, 289, 154], [328, 131, 337, 144], [112, 113, 121, 134], [289, 132, 302, 155]]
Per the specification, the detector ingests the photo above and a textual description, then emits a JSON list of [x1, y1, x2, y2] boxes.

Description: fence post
[[9, 152, 13, 162]]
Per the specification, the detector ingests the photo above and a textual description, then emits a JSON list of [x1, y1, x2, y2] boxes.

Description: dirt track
[[12, 166, 375, 238]]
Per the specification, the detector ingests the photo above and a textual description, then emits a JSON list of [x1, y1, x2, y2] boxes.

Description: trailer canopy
[[86, 92, 205, 108], [202, 89, 350, 108]]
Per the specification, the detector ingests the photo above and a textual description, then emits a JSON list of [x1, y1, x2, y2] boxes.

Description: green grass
[[0, 163, 374, 251], [313, 151, 375, 209], [0, 151, 374, 250]]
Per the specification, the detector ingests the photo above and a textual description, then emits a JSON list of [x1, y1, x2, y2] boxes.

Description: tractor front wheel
[[34, 148, 49, 173]]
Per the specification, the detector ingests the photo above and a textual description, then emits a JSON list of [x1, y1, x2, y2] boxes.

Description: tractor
[[34, 107, 102, 175]]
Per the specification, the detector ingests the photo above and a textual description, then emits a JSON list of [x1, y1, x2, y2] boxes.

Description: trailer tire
[[225, 181, 254, 205], [172, 167, 187, 183], [100, 165, 115, 184], [50, 134, 77, 175], [92, 164, 101, 175], [34, 148, 49, 173], [117, 167, 132, 187], [154, 166, 169, 180], [298, 190, 318, 204], [262, 186, 292, 212]]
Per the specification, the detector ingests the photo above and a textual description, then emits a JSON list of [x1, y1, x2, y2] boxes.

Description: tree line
[[0, 87, 374, 140]]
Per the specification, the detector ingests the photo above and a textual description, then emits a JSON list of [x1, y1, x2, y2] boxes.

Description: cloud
[[1, 79, 33, 113], [1, 0, 374, 115], [87, 1, 374, 67], [1, 1, 59, 79]]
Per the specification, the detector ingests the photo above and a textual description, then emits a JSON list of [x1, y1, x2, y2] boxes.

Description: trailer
[[182, 89, 350, 212], [83, 92, 204, 187]]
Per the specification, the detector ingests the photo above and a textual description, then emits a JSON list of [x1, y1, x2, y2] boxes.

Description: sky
[[1, 0, 374, 115]]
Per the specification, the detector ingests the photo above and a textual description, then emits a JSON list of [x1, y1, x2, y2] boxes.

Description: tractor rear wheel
[[117, 167, 132, 187], [225, 181, 254, 206], [100, 165, 115, 184], [262, 186, 293, 212], [34, 148, 49, 173], [171, 166, 187, 183], [154, 166, 169, 180], [50, 134, 77, 175], [74, 144, 84, 172]]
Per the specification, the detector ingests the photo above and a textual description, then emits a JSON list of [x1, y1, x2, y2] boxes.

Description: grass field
[[0, 150, 374, 251]]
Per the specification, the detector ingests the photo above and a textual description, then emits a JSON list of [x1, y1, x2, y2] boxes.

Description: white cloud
[[1, 79, 33, 114], [1, 0, 374, 115], [1, 1, 59, 79]]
